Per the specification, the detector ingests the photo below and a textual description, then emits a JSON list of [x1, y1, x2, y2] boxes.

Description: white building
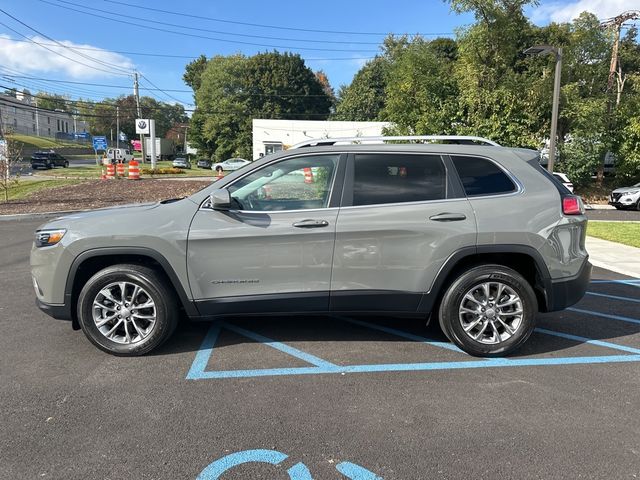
[[0, 91, 88, 139], [252, 119, 391, 160]]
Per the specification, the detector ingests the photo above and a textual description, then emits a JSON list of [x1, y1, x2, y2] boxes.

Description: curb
[[589, 258, 640, 279]]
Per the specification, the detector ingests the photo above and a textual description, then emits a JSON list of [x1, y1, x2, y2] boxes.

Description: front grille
[[611, 193, 622, 202]]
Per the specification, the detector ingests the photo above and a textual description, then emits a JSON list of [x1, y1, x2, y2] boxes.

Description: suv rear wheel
[[438, 265, 537, 357], [77, 264, 179, 356]]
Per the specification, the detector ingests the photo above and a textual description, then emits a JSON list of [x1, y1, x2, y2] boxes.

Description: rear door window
[[352, 154, 446, 206], [451, 155, 516, 197]]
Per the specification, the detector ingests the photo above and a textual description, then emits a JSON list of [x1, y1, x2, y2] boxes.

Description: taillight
[[562, 196, 583, 215]]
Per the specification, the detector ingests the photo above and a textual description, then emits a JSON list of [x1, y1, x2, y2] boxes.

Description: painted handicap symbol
[[197, 449, 382, 479]]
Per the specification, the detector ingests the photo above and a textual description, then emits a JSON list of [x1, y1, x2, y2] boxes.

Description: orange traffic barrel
[[116, 162, 125, 177], [303, 167, 313, 184], [106, 163, 115, 179], [128, 160, 140, 180]]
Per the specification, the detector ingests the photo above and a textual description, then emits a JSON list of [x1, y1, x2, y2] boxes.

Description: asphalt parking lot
[[2, 216, 640, 479], [586, 208, 640, 221]]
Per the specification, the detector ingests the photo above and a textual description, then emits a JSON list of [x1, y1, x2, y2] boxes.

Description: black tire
[[77, 264, 179, 356], [636, 200, 640, 211], [614, 206, 622, 210], [438, 265, 537, 357], [63, 161, 69, 168]]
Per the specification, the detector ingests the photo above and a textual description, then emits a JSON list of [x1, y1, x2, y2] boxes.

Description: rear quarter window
[[451, 155, 516, 197]]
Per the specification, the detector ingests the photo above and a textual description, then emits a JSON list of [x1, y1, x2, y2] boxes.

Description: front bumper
[[544, 259, 592, 312]]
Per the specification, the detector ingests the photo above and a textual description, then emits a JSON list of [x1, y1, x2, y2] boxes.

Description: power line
[[0, 8, 133, 76], [0, 37, 377, 62], [105, 0, 453, 37], [45, 0, 383, 45], [0, 74, 342, 97], [37, 0, 381, 53]]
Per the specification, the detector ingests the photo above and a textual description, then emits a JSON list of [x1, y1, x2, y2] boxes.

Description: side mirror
[[210, 188, 232, 210]]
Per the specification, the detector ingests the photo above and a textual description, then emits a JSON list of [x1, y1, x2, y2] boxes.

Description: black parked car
[[196, 158, 212, 169], [31, 151, 69, 169]]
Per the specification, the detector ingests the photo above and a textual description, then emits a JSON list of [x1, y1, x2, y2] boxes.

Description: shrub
[[140, 167, 186, 175]]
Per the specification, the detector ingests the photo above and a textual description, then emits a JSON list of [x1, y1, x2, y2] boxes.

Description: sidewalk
[[586, 236, 640, 278]]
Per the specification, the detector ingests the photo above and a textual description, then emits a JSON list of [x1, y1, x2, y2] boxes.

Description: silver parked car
[[211, 157, 250, 173], [172, 157, 191, 169], [609, 182, 640, 210], [31, 136, 591, 357]]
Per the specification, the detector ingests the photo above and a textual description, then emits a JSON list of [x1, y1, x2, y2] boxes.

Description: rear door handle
[[292, 219, 329, 228], [429, 213, 467, 222]]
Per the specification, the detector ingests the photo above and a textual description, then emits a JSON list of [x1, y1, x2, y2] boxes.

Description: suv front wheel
[[438, 265, 537, 357], [77, 264, 179, 356]]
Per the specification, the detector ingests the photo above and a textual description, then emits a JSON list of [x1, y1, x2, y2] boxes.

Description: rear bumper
[[544, 259, 592, 312], [36, 297, 72, 321]]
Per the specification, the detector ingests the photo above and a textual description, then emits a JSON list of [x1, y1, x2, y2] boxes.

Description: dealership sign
[[135, 119, 150, 135]]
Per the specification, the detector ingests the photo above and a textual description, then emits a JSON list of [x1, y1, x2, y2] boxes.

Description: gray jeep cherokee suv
[[31, 137, 591, 357]]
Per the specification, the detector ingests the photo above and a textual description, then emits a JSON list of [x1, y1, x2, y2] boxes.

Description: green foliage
[[617, 114, 640, 179], [190, 51, 332, 160], [333, 57, 389, 121], [80, 96, 188, 141], [36, 93, 72, 112], [383, 38, 460, 135], [183, 54, 209, 92]]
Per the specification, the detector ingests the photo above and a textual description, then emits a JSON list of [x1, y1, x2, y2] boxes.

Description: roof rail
[[289, 135, 501, 149]]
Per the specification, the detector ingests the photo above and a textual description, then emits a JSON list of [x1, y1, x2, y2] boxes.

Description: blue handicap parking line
[[585, 291, 640, 303], [186, 314, 640, 380], [568, 307, 640, 325], [590, 279, 640, 284]]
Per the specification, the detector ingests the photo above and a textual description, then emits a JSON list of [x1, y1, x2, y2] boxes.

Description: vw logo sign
[[137, 120, 147, 129]]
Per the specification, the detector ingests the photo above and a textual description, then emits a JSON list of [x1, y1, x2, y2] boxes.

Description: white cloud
[[0, 35, 134, 79], [532, 0, 639, 23]]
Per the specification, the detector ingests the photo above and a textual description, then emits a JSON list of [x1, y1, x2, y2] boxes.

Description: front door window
[[227, 155, 339, 211]]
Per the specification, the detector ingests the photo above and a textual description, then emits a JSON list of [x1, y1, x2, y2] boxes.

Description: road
[[10, 157, 99, 176], [587, 208, 640, 221], [2, 216, 640, 479]]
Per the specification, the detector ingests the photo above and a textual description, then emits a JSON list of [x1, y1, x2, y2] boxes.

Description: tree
[[36, 93, 71, 112], [183, 54, 209, 92], [81, 95, 187, 141], [383, 37, 460, 135], [190, 51, 332, 160], [333, 57, 389, 121]]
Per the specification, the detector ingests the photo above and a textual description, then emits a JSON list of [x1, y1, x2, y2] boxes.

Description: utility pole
[[598, 10, 639, 183], [116, 105, 120, 149], [601, 11, 639, 93], [134, 72, 145, 163]]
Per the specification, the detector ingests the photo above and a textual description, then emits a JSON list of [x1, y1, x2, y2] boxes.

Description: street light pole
[[524, 45, 563, 173]]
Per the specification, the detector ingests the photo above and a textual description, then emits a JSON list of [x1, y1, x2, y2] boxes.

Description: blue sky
[[0, 0, 636, 108]]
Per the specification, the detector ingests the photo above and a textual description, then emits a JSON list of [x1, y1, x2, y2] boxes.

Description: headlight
[[35, 229, 66, 247], [622, 190, 639, 196]]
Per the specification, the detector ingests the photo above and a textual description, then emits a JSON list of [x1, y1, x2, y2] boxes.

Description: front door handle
[[292, 219, 329, 228], [429, 213, 467, 222]]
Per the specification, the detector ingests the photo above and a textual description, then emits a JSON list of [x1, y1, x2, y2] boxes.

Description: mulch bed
[[0, 179, 213, 215]]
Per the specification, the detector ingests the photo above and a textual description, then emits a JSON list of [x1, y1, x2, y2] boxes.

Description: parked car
[[172, 157, 191, 169], [105, 148, 134, 164], [31, 136, 591, 357], [30, 151, 68, 169], [609, 182, 640, 210], [552, 172, 574, 193], [211, 158, 250, 173], [196, 158, 212, 169]]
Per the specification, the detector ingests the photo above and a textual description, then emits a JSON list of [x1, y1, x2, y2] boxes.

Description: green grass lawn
[[8, 134, 88, 150], [1, 179, 82, 201], [587, 221, 640, 248], [35, 160, 215, 178]]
